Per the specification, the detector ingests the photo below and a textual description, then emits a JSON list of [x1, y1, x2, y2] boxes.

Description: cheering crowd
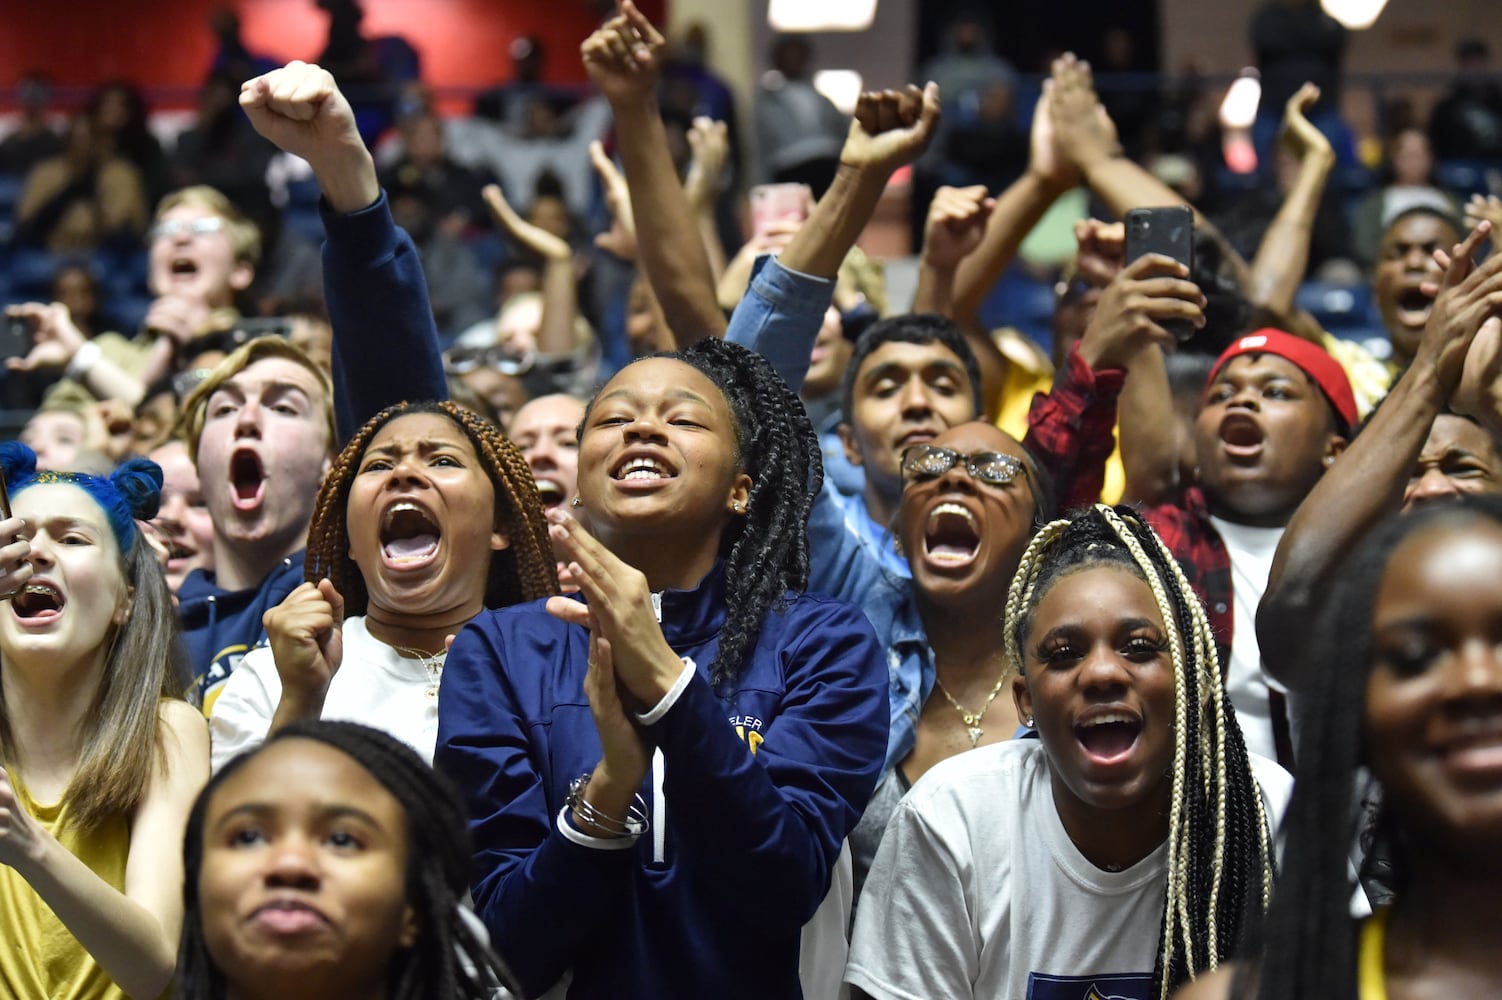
[[1, 3, 1500, 999]]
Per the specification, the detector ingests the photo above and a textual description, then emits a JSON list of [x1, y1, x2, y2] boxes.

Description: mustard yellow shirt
[[0, 768, 130, 1000]]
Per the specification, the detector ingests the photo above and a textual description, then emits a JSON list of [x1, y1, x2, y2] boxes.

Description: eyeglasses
[[901, 444, 1028, 487], [442, 345, 535, 377], [149, 216, 225, 241]]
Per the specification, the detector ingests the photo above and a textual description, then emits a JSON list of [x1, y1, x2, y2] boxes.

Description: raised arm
[[914, 185, 1009, 414], [482, 184, 581, 359], [1246, 83, 1335, 342], [1050, 53, 1251, 288], [240, 61, 446, 442], [0, 702, 208, 999], [4, 302, 149, 406], [779, 85, 941, 280], [1259, 222, 1502, 688], [724, 84, 941, 394], [951, 84, 1080, 325], [582, 1, 726, 344], [683, 116, 731, 282], [1024, 241, 1204, 510]]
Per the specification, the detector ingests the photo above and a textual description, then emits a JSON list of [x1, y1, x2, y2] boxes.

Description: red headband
[[1208, 329, 1358, 431]]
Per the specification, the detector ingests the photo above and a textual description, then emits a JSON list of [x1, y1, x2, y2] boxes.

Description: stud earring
[[1025, 715, 1035, 728], [571, 496, 582, 508], [1323, 455, 1335, 468], [733, 501, 743, 513]]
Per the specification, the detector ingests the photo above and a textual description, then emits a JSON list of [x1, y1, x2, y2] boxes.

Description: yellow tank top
[[1357, 907, 1389, 1000], [0, 767, 131, 1000]]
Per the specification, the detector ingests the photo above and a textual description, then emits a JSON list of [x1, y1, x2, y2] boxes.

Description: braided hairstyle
[[1003, 504, 1275, 1000], [176, 720, 518, 999], [1239, 495, 1502, 1000], [304, 401, 557, 615], [587, 338, 820, 684]]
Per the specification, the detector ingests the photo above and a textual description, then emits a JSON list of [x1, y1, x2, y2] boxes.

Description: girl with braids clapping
[[209, 400, 556, 770], [848, 505, 1283, 1000], [436, 337, 888, 999], [1176, 495, 1502, 1000], [178, 719, 518, 999], [0, 443, 209, 1000]]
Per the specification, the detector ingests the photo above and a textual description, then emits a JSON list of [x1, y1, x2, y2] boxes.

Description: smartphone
[[1125, 206, 1196, 341], [749, 183, 811, 238], [0, 315, 33, 361], [0, 471, 10, 523]]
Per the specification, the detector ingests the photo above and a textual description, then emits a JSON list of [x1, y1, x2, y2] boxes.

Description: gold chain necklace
[[934, 672, 1008, 747], [391, 644, 446, 698]]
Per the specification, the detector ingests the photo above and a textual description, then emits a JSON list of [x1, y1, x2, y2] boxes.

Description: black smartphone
[[1125, 206, 1196, 342], [0, 315, 34, 361]]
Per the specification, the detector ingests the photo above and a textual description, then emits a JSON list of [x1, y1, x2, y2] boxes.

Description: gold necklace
[[391, 644, 446, 698], [934, 672, 1008, 747]]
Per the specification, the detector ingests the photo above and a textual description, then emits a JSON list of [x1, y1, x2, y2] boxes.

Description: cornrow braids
[[304, 401, 558, 615], [1241, 496, 1502, 1000], [176, 721, 518, 999], [1003, 504, 1275, 1000], [589, 339, 820, 683]]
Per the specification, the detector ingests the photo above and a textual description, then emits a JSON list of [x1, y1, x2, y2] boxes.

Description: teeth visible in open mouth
[[618, 457, 668, 481], [1080, 712, 1136, 728], [381, 502, 440, 564], [931, 502, 976, 527], [13, 583, 63, 618], [925, 502, 981, 563]]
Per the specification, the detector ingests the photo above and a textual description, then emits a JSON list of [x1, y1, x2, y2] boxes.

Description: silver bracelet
[[64, 339, 102, 382], [566, 773, 649, 838]]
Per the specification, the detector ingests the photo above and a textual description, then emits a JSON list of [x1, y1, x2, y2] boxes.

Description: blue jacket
[[320, 191, 449, 443], [179, 553, 304, 712], [435, 564, 887, 999], [727, 257, 928, 774]]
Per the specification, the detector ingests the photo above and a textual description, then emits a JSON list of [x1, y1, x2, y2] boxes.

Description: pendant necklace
[[392, 644, 446, 698], [934, 671, 1008, 747]]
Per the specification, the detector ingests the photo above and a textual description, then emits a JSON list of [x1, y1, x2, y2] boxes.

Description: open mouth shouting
[[168, 256, 200, 286], [230, 449, 266, 511], [610, 453, 677, 487], [1075, 709, 1143, 768], [1218, 413, 1265, 461], [924, 502, 982, 567], [380, 501, 441, 570], [11, 581, 65, 626], [534, 477, 566, 510], [1394, 282, 1434, 330]]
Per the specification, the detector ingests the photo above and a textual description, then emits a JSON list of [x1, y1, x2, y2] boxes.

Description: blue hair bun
[[110, 458, 164, 521], [0, 441, 38, 489]]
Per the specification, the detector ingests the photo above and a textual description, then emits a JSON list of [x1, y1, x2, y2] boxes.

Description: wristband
[[65, 340, 102, 382]]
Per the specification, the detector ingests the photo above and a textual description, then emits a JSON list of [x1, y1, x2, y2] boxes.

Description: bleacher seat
[[979, 266, 1057, 355], [1435, 160, 1500, 201]]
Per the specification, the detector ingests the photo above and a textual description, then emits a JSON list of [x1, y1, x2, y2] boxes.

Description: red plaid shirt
[[1023, 345, 1233, 648]]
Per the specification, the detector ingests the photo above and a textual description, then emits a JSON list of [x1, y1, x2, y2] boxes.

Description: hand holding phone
[[749, 183, 811, 239], [1125, 206, 1196, 341], [0, 475, 32, 602], [0, 315, 35, 362]]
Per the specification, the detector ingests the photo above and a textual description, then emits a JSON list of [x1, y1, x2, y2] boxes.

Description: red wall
[[2, 0, 665, 103]]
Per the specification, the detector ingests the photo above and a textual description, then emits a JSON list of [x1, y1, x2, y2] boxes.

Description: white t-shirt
[[845, 740, 1291, 1000], [209, 616, 441, 772], [1208, 515, 1286, 762]]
